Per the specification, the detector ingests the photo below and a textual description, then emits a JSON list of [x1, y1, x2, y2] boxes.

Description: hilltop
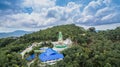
[[0, 24, 120, 67]]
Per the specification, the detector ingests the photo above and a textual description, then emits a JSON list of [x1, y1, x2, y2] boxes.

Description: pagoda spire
[[58, 32, 63, 41]]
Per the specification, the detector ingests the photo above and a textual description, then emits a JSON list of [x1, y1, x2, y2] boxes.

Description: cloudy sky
[[0, 0, 120, 32]]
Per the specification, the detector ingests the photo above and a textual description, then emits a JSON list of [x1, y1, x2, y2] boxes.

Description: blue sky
[[0, 0, 120, 32]]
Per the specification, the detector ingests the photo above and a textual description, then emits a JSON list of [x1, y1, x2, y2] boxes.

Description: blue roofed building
[[39, 48, 64, 63]]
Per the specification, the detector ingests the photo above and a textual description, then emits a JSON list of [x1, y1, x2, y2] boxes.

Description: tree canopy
[[0, 24, 120, 67]]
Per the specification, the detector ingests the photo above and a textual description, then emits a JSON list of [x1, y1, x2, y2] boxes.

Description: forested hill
[[0, 24, 85, 49], [0, 30, 32, 38], [0, 24, 120, 67]]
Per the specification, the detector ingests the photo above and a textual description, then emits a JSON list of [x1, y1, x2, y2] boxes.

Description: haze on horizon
[[0, 0, 120, 32]]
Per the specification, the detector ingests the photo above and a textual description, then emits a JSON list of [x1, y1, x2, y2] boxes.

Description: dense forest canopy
[[0, 24, 120, 67]]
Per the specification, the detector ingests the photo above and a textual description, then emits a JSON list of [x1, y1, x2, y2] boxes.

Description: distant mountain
[[0, 30, 33, 38]]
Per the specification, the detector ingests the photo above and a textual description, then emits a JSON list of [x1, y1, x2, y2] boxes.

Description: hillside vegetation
[[0, 24, 120, 67]]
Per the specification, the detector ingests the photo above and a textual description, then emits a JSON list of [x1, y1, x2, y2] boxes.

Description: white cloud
[[0, 0, 120, 32], [103, 0, 111, 6], [22, 0, 56, 13], [82, 0, 103, 16], [22, 0, 55, 7], [101, 13, 115, 21], [77, 0, 120, 25], [95, 23, 120, 30], [95, 7, 113, 17]]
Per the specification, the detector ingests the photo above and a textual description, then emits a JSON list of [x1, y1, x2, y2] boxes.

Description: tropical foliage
[[0, 24, 120, 67]]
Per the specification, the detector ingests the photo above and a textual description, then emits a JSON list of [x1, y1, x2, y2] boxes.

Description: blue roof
[[26, 54, 35, 61], [39, 48, 64, 62]]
